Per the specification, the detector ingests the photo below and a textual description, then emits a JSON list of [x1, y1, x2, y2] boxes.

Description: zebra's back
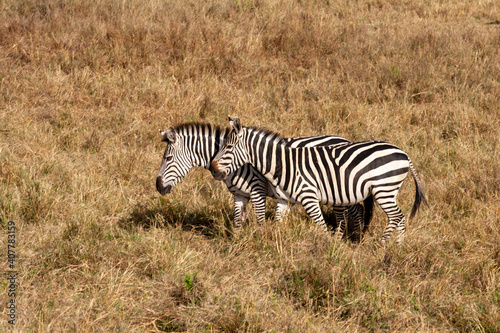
[[274, 141, 410, 206]]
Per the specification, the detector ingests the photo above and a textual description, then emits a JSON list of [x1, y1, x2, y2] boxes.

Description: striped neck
[[242, 127, 283, 182], [172, 123, 230, 170]]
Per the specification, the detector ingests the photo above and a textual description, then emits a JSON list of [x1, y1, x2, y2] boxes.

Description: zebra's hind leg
[[396, 216, 406, 244], [233, 195, 250, 231], [275, 198, 291, 223], [379, 203, 405, 245], [333, 207, 347, 240], [373, 183, 406, 244]]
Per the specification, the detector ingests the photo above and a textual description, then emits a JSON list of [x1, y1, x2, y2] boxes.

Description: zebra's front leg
[[233, 195, 250, 231], [301, 198, 328, 231], [347, 203, 364, 241], [250, 190, 267, 224], [333, 207, 347, 240], [275, 198, 291, 223]]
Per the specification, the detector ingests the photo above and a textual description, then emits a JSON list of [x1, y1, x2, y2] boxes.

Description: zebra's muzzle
[[156, 176, 173, 195], [211, 161, 227, 181]]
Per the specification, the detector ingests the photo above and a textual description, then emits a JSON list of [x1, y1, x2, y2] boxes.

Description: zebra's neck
[[243, 127, 284, 186], [174, 123, 230, 170]]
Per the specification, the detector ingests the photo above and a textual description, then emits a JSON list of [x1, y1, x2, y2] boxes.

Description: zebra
[[155, 123, 373, 236], [211, 117, 427, 244]]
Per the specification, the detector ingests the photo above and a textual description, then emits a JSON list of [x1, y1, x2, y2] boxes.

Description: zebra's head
[[212, 116, 247, 181], [156, 129, 189, 195]]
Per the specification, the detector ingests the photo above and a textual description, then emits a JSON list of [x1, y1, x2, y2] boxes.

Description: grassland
[[0, 0, 499, 331]]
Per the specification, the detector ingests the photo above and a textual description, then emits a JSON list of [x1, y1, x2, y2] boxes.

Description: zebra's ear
[[229, 116, 242, 133], [159, 129, 177, 143], [159, 130, 168, 142]]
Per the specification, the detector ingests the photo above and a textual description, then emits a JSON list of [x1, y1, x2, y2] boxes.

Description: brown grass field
[[0, 0, 499, 331]]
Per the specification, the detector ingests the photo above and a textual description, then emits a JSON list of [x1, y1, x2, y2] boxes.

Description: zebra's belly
[[320, 196, 364, 206], [268, 184, 300, 204], [318, 187, 370, 206]]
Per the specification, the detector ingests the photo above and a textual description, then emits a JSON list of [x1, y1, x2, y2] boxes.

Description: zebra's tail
[[362, 194, 374, 232], [409, 159, 428, 219]]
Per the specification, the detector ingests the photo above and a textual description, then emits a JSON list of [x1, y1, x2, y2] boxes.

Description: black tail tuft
[[409, 161, 428, 220]]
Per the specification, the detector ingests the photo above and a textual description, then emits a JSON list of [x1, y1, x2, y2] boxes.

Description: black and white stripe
[[156, 123, 372, 235], [212, 117, 427, 243]]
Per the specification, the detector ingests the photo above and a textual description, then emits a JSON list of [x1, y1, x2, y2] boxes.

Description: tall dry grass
[[0, 0, 499, 331]]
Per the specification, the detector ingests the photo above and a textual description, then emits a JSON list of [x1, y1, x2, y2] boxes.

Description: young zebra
[[211, 117, 427, 244], [155, 123, 373, 235]]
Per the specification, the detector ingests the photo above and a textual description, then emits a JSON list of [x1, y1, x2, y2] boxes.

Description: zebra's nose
[[156, 176, 165, 195], [213, 170, 227, 181], [211, 161, 227, 181]]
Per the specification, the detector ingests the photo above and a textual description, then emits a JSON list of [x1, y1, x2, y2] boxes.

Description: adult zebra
[[211, 117, 427, 244], [155, 123, 373, 236]]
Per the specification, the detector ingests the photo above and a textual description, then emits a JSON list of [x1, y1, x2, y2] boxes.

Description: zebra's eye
[[166, 155, 173, 162], [226, 144, 234, 150]]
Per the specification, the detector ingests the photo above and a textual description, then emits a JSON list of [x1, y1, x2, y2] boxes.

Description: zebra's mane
[[168, 122, 285, 143], [245, 126, 285, 143], [170, 122, 229, 136]]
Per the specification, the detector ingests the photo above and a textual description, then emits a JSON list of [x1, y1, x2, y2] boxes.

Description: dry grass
[[0, 0, 499, 331]]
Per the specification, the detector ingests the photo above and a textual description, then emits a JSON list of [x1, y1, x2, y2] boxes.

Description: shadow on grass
[[119, 198, 371, 241], [118, 199, 232, 239]]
